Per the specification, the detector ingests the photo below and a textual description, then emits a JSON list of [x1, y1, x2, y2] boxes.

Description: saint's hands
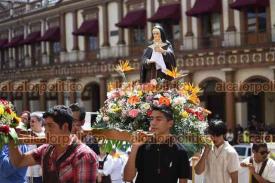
[[154, 46, 166, 54], [146, 59, 155, 64]]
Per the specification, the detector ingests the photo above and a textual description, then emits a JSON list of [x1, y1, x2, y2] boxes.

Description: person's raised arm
[[8, 141, 37, 168], [123, 143, 142, 182], [194, 145, 210, 175]]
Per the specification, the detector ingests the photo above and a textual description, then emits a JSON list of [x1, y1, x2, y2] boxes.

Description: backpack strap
[[259, 159, 268, 176], [250, 157, 269, 183], [102, 154, 109, 163], [249, 157, 253, 164], [42, 145, 56, 183], [55, 141, 79, 169]]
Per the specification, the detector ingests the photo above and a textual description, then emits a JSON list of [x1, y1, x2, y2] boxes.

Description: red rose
[[5, 107, 12, 114], [185, 108, 195, 114], [147, 110, 153, 117], [0, 125, 10, 134], [196, 112, 205, 121]]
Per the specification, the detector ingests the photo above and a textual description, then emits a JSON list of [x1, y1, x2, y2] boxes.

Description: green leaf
[[0, 134, 4, 150], [3, 135, 9, 144], [9, 128, 19, 144]]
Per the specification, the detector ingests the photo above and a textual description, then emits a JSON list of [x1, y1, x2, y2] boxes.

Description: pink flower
[[153, 100, 159, 106], [128, 109, 139, 118]]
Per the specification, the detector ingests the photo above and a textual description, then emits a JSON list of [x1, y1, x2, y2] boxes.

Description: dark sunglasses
[[259, 151, 270, 155]]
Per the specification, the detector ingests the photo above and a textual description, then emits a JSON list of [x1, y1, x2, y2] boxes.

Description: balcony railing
[[13, 4, 26, 17], [49, 54, 60, 64], [183, 31, 275, 51], [0, 10, 10, 21], [0, 0, 58, 21]]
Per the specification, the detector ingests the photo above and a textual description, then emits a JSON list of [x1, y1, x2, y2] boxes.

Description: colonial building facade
[[0, 0, 275, 130]]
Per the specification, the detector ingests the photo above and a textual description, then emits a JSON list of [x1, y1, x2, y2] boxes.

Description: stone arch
[[241, 75, 273, 130]]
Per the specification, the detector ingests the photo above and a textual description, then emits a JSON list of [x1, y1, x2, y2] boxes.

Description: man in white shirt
[[195, 120, 239, 183], [97, 148, 113, 183], [241, 143, 275, 183], [109, 149, 124, 183]]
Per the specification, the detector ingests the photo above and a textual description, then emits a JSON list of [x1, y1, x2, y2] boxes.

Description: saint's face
[[152, 28, 161, 43]]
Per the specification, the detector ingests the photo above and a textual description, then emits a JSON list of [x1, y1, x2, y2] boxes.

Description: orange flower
[[115, 60, 134, 73], [164, 67, 183, 79], [180, 83, 201, 97], [128, 95, 140, 105], [189, 94, 200, 105], [159, 96, 170, 106], [203, 109, 212, 115]]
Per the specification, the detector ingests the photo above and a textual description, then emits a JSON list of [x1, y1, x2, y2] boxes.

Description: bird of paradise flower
[[164, 67, 187, 80], [115, 60, 134, 81]]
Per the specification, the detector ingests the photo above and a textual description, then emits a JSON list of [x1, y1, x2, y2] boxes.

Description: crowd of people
[[223, 115, 275, 146], [1, 103, 275, 183], [0, 104, 133, 183]]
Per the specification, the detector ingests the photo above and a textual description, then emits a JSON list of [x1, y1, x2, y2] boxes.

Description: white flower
[[154, 94, 162, 99], [140, 103, 150, 111], [103, 116, 109, 122], [173, 97, 187, 105]]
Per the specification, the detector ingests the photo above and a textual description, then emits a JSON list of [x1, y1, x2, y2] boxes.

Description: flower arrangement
[[0, 99, 20, 150], [94, 61, 211, 139]]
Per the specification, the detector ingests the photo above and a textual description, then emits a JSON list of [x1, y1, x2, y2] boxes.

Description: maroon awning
[[116, 9, 146, 28], [0, 39, 8, 48], [186, 0, 221, 17], [230, 0, 269, 10], [148, 3, 181, 23], [73, 19, 98, 36], [5, 35, 24, 48], [40, 27, 60, 42], [21, 31, 41, 45]]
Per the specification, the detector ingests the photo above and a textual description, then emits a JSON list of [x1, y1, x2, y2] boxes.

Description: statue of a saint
[[140, 25, 176, 83]]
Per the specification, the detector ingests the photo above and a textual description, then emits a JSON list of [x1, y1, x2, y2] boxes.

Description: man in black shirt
[[123, 105, 190, 183]]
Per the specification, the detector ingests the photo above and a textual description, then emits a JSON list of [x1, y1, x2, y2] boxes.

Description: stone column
[[102, 2, 110, 47], [185, 0, 193, 36], [57, 79, 65, 105], [41, 19, 47, 55], [226, 0, 236, 32], [57, 92, 64, 105], [68, 78, 77, 104], [98, 75, 107, 107], [222, 68, 235, 130], [22, 86, 29, 111], [60, 12, 67, 52], [39, 80, 46, 111], [117, 0, 125, 45], [72, 10, 79, 51]]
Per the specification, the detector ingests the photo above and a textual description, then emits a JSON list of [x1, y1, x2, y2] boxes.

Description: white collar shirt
[[203, 141, 240, 183]]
